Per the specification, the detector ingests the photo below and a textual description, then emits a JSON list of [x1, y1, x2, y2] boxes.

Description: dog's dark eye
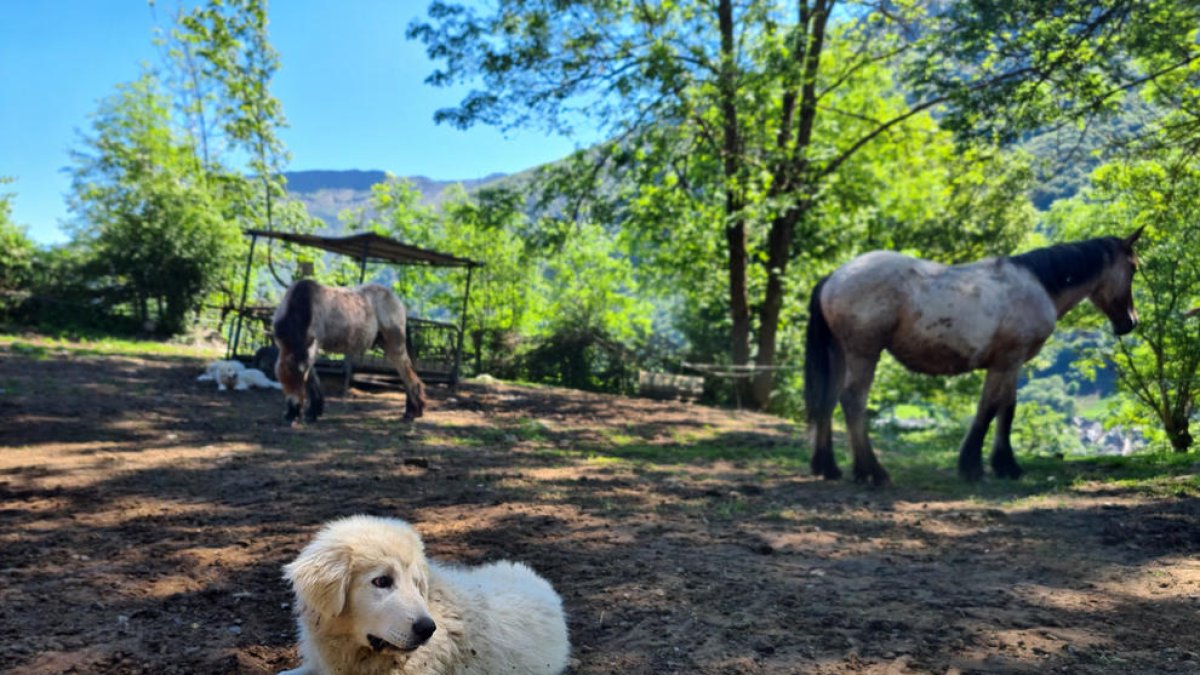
[[371, 575, 394, 589]]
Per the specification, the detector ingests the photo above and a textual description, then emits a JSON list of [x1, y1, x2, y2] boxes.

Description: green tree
[[0, 180, 37, 316], [357, 176, 654, 387], [173, 0, 288, 204], [1053, 155, 1200, 452], [914, 1, 1200, 145], [69, 74, 242, 335], [409, 1, 1050, 410], [168, 0, 307, 299], [439, 186, 544, 373]]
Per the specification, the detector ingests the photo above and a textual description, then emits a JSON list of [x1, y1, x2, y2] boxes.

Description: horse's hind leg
[[810, 350, 845, 481], [811, 410, 842, 480], [840, 352, 890, 487], [958, 366, 1019, 481]]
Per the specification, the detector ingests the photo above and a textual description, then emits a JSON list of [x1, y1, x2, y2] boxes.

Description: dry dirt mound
[[1, 350, 1198, 674]]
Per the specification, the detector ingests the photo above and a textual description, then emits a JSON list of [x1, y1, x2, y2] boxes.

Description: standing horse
[[805, 230, 1143, 485], [273, 280, 427, 424]]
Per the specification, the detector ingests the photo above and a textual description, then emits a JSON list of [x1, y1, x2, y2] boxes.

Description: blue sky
[[0, 1, 594, 245]]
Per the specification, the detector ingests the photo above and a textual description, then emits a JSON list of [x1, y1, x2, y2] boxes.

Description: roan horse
[[273, 280, 427, 424], [805, 229, 1143, 485]]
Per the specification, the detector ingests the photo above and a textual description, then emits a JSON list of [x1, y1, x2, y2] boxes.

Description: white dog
[[234, 367, 282, 390], [279, 515, 570, 675], [197, 360, 282, 391]]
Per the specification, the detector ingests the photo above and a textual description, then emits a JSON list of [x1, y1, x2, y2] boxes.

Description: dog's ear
[[284, 544, 352, 617], [414, 558, 432, 600]]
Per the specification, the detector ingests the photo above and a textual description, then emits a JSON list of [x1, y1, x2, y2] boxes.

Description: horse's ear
[[1124, 225, 1146, 250]]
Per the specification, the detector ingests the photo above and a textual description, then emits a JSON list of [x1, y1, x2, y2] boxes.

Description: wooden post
[[358, 239, 370, 285], [228, 232, 259, 360], [346, 239, 372, 392], [453, 265, 474, 390]]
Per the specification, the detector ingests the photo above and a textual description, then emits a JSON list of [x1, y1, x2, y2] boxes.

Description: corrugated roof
[[245, 230, 483, 268]]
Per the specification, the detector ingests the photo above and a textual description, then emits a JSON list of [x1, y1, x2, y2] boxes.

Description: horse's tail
[[804, 276, 840, 424], [274, 280, 316, 364]]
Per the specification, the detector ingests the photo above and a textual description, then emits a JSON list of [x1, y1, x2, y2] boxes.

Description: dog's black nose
[[413, 616, 437, 643]]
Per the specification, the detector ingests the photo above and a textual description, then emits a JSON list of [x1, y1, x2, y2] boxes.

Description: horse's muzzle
[[1113, 316, 1138, 336]]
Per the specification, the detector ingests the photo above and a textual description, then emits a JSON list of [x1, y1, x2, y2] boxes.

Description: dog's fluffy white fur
[[234, 366, 282, 390], [279, 515, 570, 675], [197, 360, 281, 391]]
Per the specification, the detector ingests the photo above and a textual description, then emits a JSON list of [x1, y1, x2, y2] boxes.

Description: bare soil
[[1, 347, 1199, 674]]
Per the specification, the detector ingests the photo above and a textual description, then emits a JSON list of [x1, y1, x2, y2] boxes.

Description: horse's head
[[275, 334, 316, 418], [1090, 227, 1143, 336]]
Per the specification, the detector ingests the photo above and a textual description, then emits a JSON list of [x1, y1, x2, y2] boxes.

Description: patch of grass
[[514, 417, 550, 441], [891, 403, 927, 420], [549, 437, 808, 471], [6, 341, 50, 359], [711, 496, 752, 519], [878, 436, 1200, 502], [669, 425, 720, 445], [583, 454, 626, 467], [0, 333, 220, 360], [428, 433, 477, 448], [599, 428, 640, 446]]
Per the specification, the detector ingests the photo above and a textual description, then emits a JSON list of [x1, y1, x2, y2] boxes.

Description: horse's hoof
[[993, 463, 1024, 480], [854, 466, 890, 486], [959, 466, 984, 482], [813, 462, 842, 480]]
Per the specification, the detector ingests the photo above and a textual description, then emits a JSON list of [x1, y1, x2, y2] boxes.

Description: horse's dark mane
[[274, 280, 316, 361], [1009, 237, 1123, 296]]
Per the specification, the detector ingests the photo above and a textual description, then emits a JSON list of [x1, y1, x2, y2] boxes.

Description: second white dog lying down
[[280, 515, 570, 675], [197, 360, 281, 391], [232, 366, 282, 390]]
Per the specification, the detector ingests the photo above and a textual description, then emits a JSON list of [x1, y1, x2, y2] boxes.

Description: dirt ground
[[1, 347, 1199, 675]]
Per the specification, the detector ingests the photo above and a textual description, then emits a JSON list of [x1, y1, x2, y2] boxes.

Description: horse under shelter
[[226, 229, 483, 389]]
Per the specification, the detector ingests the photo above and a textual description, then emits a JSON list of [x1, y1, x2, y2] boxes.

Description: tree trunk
[[751, 208, 802, 409], [1166, 415, 1193, 452], [717, 0, 752, 404], [727, 219, 752, 403], [748, 0, 829, 410]]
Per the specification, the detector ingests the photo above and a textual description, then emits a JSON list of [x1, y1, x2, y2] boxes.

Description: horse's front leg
[[958, 366, 1019, 481], [990, 394, 1023, 480], [304, 369, 325, 422], [285, 398, 302, 424], [840, 352, 890, 487]]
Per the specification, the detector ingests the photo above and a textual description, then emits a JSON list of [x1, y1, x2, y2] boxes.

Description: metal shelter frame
[[228, 229, 483, 387]]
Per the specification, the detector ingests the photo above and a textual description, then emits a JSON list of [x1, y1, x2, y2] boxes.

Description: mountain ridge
[[283, 169, 520, 230]]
